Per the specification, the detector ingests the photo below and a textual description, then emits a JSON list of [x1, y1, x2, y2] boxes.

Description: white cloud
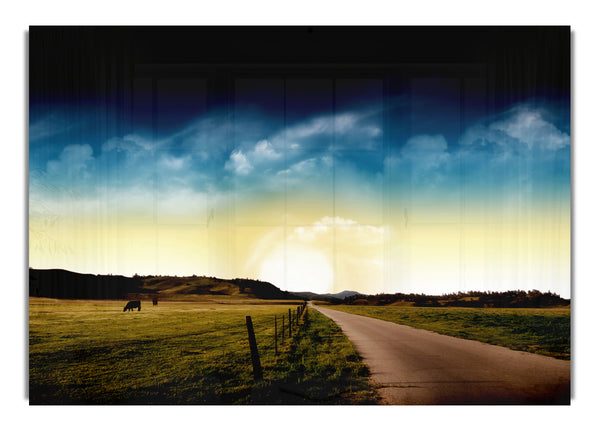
[[335, 112, 381, 138], [385, 134, 450, 180], [246, 216, 387, 294], [225, 149, 253, 175], [269, 108, 382, 151], [387, 108, 570, 191], [277, 158, 317, 177], [46, 144, 94, 178], [290, 216, 384, 243], [251, 139, 282, 161], [334, 113, 357, 134], [288, 216, 386, 294], [460, 124, 515, 149], [490, 107, 570, 151], [29, 114, 73, 142], [223, 107, 383, 179], [102, 115, 235, 165], [158, 154, 191, 171], [273, 155, 336, 189], [225, 139, 284, 177], [285, 116, 331, 141], [102, 134, 161, 159], [457, 108, 570, 168]]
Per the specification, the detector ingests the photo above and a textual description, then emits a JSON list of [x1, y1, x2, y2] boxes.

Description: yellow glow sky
[[29, 190, 571, 298]]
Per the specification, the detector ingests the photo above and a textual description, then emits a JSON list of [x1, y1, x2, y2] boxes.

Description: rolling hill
[[29, 268, 301, 301]]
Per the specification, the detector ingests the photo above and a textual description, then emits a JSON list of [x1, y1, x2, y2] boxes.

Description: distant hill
[[29, 269, 152, 299], [328, 290, 361, 299], [29, 268, 301, 301], [294, 290, 363, 302]]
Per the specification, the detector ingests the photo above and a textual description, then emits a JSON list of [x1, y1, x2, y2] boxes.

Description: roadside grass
[[322, 305, 570, 360], [247, 307, 377, 404], [29, 298, 376, 404]]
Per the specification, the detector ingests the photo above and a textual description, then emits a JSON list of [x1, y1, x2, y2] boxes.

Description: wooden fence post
[[274, 315, 278, 356], [245, 316, 263, 381], [282, 314, 285, 342], [288, 309, 292, 337]]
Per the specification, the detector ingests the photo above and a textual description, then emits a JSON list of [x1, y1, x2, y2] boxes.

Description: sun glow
[[258, 244, 334, 294]]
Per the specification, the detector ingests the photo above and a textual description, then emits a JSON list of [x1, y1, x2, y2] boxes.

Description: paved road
[[311, 303, 570, 405]]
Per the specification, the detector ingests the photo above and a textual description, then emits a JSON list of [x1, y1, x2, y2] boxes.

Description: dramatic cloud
[[264, 108, 383, 153], [225, 149, 253, 175], [460, 106, 570, 155], [489, 107, 570, 151], [225, 139, 283, 176], [252, 139, 281, 160], [46, 144, 94, 178], [458, 124, 519, 162], [290, 216, 385, 245], [335, 112, 382, 138], [385, 106, 571, 197], [102, 134, 161, 161], [384, 134, 451, 189], [220, 107, 381, 189]]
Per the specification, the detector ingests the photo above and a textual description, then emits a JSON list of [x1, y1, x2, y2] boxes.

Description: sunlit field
[[29, 298, 375, 404], [321, 305, 570, 360]]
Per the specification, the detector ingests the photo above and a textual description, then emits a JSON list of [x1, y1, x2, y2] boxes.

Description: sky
[[28, 27, 571, 298]]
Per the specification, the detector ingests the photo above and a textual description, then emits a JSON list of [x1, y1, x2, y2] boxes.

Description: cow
[[152, 297, 158, 306], [123, 300, 141, 312]]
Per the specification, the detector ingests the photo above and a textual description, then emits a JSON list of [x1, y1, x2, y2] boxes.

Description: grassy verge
[[247, 306, 377, 404], [29, 298, 376, 404], [322, 305, 570, 360]]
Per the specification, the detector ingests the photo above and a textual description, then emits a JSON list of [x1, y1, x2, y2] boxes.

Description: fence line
[[243, 301, 308, 381], [167, 302, 309, 382]]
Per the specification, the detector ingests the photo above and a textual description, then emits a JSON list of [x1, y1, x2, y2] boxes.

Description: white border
[[3, 2, 598, 430]]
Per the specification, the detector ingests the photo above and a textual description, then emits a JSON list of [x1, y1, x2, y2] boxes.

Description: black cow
[[152, 297, 158, 306], [123, 300, 141, 312]]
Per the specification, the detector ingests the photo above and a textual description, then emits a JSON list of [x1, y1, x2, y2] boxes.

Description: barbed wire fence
[[159, 301, 310, 383], [244, 302, 309, 381]]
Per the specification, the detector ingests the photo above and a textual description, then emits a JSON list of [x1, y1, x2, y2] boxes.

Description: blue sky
[[28, 27, 571, 297], [29, 91, 570, 206]]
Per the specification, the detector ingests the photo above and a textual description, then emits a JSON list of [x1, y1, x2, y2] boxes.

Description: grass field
[[321, 305, 570, 360], [29, 298, 376, 404]]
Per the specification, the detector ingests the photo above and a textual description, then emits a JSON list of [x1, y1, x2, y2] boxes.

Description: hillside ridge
[[29, 268, 300, 300]]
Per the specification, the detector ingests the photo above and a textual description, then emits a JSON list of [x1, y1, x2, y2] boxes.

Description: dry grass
[[29, 298, 375, 404]]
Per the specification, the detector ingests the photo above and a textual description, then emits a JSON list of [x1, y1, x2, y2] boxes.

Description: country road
[[310, 303, 570, 405]]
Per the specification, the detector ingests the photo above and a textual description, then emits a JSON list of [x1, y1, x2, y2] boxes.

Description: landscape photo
[[28, 26, 571, 405]]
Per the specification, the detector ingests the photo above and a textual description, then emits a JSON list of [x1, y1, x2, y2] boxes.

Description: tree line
[[340, 290, 570, 308]]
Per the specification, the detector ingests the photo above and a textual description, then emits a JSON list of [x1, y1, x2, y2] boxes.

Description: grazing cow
[[152, 297, 158, 306], [123, 300, 141, 312]]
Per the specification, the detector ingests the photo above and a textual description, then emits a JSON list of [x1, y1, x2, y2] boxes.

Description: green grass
[[29, 298, 376, 404], [322, 305, 570, 360], [250, 306, 377, 404]]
